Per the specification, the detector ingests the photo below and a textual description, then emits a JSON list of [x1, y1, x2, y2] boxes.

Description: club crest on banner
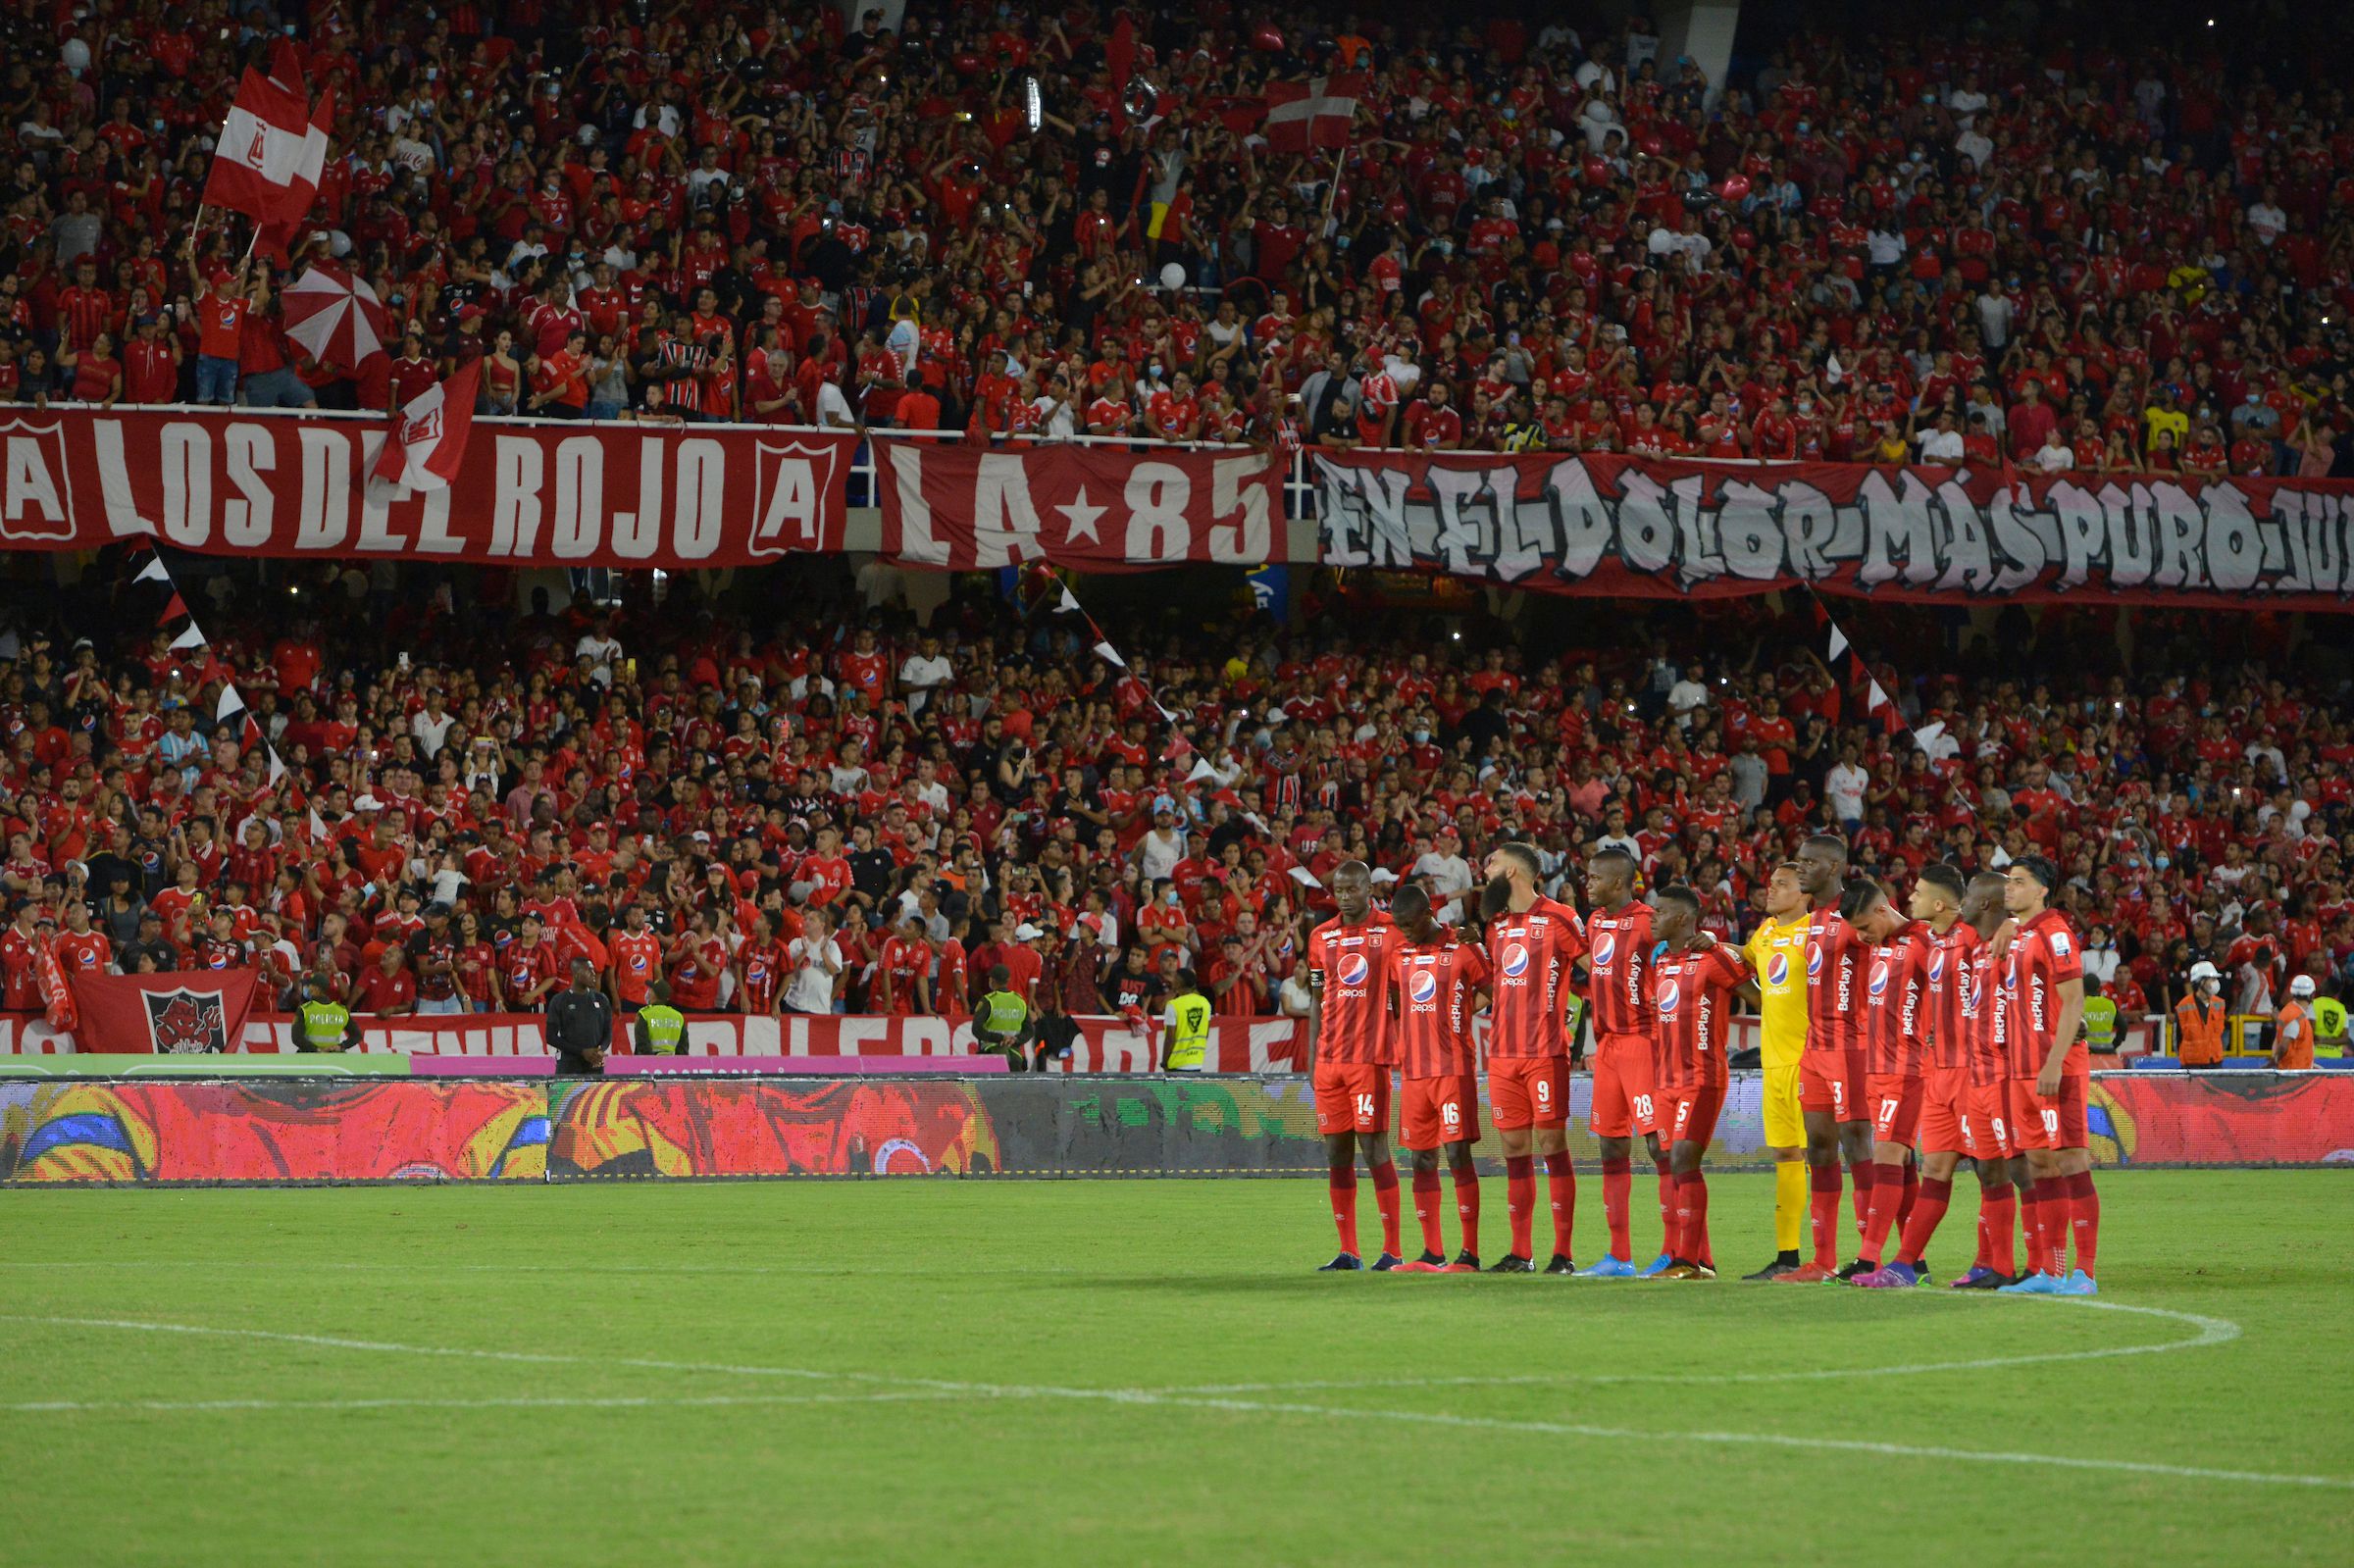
[[144, 986, 230, 1054], [0, 415, 77, 542], [750, 438, 845, 556]]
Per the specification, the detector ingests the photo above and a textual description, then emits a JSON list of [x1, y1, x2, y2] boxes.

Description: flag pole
[[1322, 138, 1348, 226]]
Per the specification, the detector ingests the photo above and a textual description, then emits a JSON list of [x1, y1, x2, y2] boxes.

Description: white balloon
[[1157, 262, 1186, 291]]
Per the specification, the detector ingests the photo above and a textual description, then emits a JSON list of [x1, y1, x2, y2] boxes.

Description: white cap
[[1013, 923, 1045, 941], [2188, 961, 2222, 984], [353, 794, 384, 812], [2290, 975, 2317, 997]]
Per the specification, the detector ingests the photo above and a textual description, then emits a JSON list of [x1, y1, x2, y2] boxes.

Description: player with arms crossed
[[1841, 877, 1931, 1284], [1947, 869, 2027, 1288], [1648, 886, 1750, 1279], [1387, 884, 1492, 1273], [1577, 846, 1667, 1278], [1480, 841, 1587, 1273], [1305, 860, 1406, 1271], [1787, 834, 1875, 1282], [1998, 856, 2100, 1295], [1739, 861, 1814, 1279]]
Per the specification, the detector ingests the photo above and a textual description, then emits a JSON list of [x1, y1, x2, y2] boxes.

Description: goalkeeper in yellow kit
[[1739, 861, 1813, 1280]]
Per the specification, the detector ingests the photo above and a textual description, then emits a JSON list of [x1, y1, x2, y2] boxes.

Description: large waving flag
[[251, 80, 336, 264], [373, 359, 482, 491], [203, 66, 317, 223], [1262, 74, 1366, 153]]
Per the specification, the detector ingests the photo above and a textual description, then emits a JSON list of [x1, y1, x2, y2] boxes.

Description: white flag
[[134, 558, 171, 585], [1092, 640, 1126, 669], [217, 686, 245, 722], [170, 623, 206, 652]]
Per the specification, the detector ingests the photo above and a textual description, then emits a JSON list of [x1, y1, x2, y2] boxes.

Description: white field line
[[5, 1309, 2343, 1492], [1161, 1297, 2242, 1392], [3, 1390, 961, 1416]]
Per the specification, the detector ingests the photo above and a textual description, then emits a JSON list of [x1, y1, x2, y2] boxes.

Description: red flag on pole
[[373, 360, 481, 491], [250, 80, 335, 266], [1262, 74, 1365, 152], [203, 68, 318, 225]]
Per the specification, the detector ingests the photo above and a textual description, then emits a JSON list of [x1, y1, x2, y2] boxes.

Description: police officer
[[545, 957, 618, 1075], [633, 981, 687, 1055], [2081, 976, 2120, 1054], [973, 963, 1032, 1069], [295, 976, 360, 1052]]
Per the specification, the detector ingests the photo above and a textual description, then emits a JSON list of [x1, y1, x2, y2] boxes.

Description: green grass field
[[2, 1172, 2348, 1566]]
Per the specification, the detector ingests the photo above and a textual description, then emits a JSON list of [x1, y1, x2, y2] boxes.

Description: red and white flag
[[1262, 74, 1366, 152], [251, 80, 336, 265], [373, 360, 481, 491], [203, 67, 317, 224]]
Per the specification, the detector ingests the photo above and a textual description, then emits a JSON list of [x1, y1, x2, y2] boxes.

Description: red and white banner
[[62, 972, 261, 1054], [1263, 74, 1366, 151], [1313, 449, 2354, 609], [877, 439, 1283, 571], [0, 409, 852, 567], [0, 1009, 1305, 1073], [204, 68, 316, 223]]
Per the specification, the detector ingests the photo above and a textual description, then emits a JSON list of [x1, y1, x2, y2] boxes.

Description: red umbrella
[[282, 264, 390, 372]]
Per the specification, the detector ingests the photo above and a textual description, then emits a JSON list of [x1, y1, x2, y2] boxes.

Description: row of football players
[[1302, 837, 2099, 1292]]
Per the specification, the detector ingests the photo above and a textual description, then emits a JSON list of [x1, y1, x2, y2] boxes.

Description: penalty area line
[[3, 1389, 963, 1416]]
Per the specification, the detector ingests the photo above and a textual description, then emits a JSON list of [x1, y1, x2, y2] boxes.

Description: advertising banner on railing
[[1311, 449, 2354, 608], [876, 437, 1285, 570], [0, 408, 852, 566]]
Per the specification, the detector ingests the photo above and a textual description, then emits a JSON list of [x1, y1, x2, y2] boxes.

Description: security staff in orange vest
[[2176, 961, 2228, 1068], [2274, 976, 2317, 1070]]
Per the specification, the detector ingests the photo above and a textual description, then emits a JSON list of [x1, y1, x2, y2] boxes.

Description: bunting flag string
[[1808, 590, 1970, 813], [131, 546, 311, 827], [1041, 574, 1199, 769]]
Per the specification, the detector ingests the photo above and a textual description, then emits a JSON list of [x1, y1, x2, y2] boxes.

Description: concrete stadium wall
[[2, 1072, 2347, 1184]]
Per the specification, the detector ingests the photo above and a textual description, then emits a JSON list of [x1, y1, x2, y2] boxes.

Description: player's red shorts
[[1960, 1080, 2019, 1161], [1401, 1073, 1483, 1149], [1916, 1065, 1968, 1154], [1313, 1061, 1392, 1137], [1589, 1032, 1657, 1138], [1799, 1048, 1867, 1121], [1662, 1083, 1725, 1149], [2009, 1073, 2090, 1151], [1865, 1072, 1924, 1147], [1487, 1056, 1568, 1130]]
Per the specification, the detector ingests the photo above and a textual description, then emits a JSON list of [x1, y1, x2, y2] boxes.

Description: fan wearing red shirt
[[1999, 856, 2097, 1294], [500, 915, 560, 1009], [1648, 887, 1750, 1278], [1385, 885, 1491, 1273], [875, 919, 931, 1016], [52, 905, 112, 978], [1789, 834, 1873, 1281], [610, 907, 664, 1007], [1480, 841, 1587, 1273], [1580, 846, 1663, 1275], [353, 947, 418, 1015], [1304, 861, 1403, 1270], [0, 906, 46, 1008], [738, 915, 791, 1016], [1843, 879, 1931, 1278]]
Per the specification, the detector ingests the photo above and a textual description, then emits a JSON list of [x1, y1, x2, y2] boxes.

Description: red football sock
[[1982, 1184, 2017, 1276], [1655, 1156, 1675, 1259], [1896, 1176, 1952, 1267], [1453, 1169, 1482, 1257], [1543, 1150, 1576, 1259], [1972, 1186, 1995, 1269], [2069, 1170, 2100, 1278], [1601, 1154, 1632, 1262], [1861, 1160, 1900, 1264], [1328, 1167, 1359, 1257], [1410, 1167, 1444, 1257], [1693, 1171, 1713, 1266], [1505, 1155, 1535, 1258], [1849, 1159, 1876, 1249], [2018, 1178, 2051, 1275], [1368, 1159, 1403, 1259], [1670, 1170, 1703, 1262], [1808, 1162, 1843, 1269], [1896, 1162, 1919, 1235]]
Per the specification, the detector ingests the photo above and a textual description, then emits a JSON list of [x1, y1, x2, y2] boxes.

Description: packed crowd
[[6, 2, 2354, 477], [0, 556, 2345, 1039]]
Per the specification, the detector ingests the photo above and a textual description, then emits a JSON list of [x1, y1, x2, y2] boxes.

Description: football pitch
[[1, 1172, 2347, 1567]]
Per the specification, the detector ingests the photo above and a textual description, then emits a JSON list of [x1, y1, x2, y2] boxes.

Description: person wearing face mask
[[2175, 961, 2227, 1068]]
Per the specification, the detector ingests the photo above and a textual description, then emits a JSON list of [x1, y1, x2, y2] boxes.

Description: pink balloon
[[1718, 173, 1754, 202]]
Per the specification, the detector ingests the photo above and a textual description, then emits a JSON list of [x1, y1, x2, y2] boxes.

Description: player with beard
[[1386, 883, 1492, 1273], [1953, 870, 2028, 1288], [1786, 835, 1874, 1282], [1305, 860, 1406, 1271], [1647, 886, 1749, 1279], [1576, 846, 1667, 1278], [1840, 878, 1932, 1283], [1479, 840, 1587, 1273], [1998, 855, 2099, 1295]]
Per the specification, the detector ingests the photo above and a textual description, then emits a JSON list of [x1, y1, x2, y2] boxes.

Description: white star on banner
[[1056, 486, 1106, 544]]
